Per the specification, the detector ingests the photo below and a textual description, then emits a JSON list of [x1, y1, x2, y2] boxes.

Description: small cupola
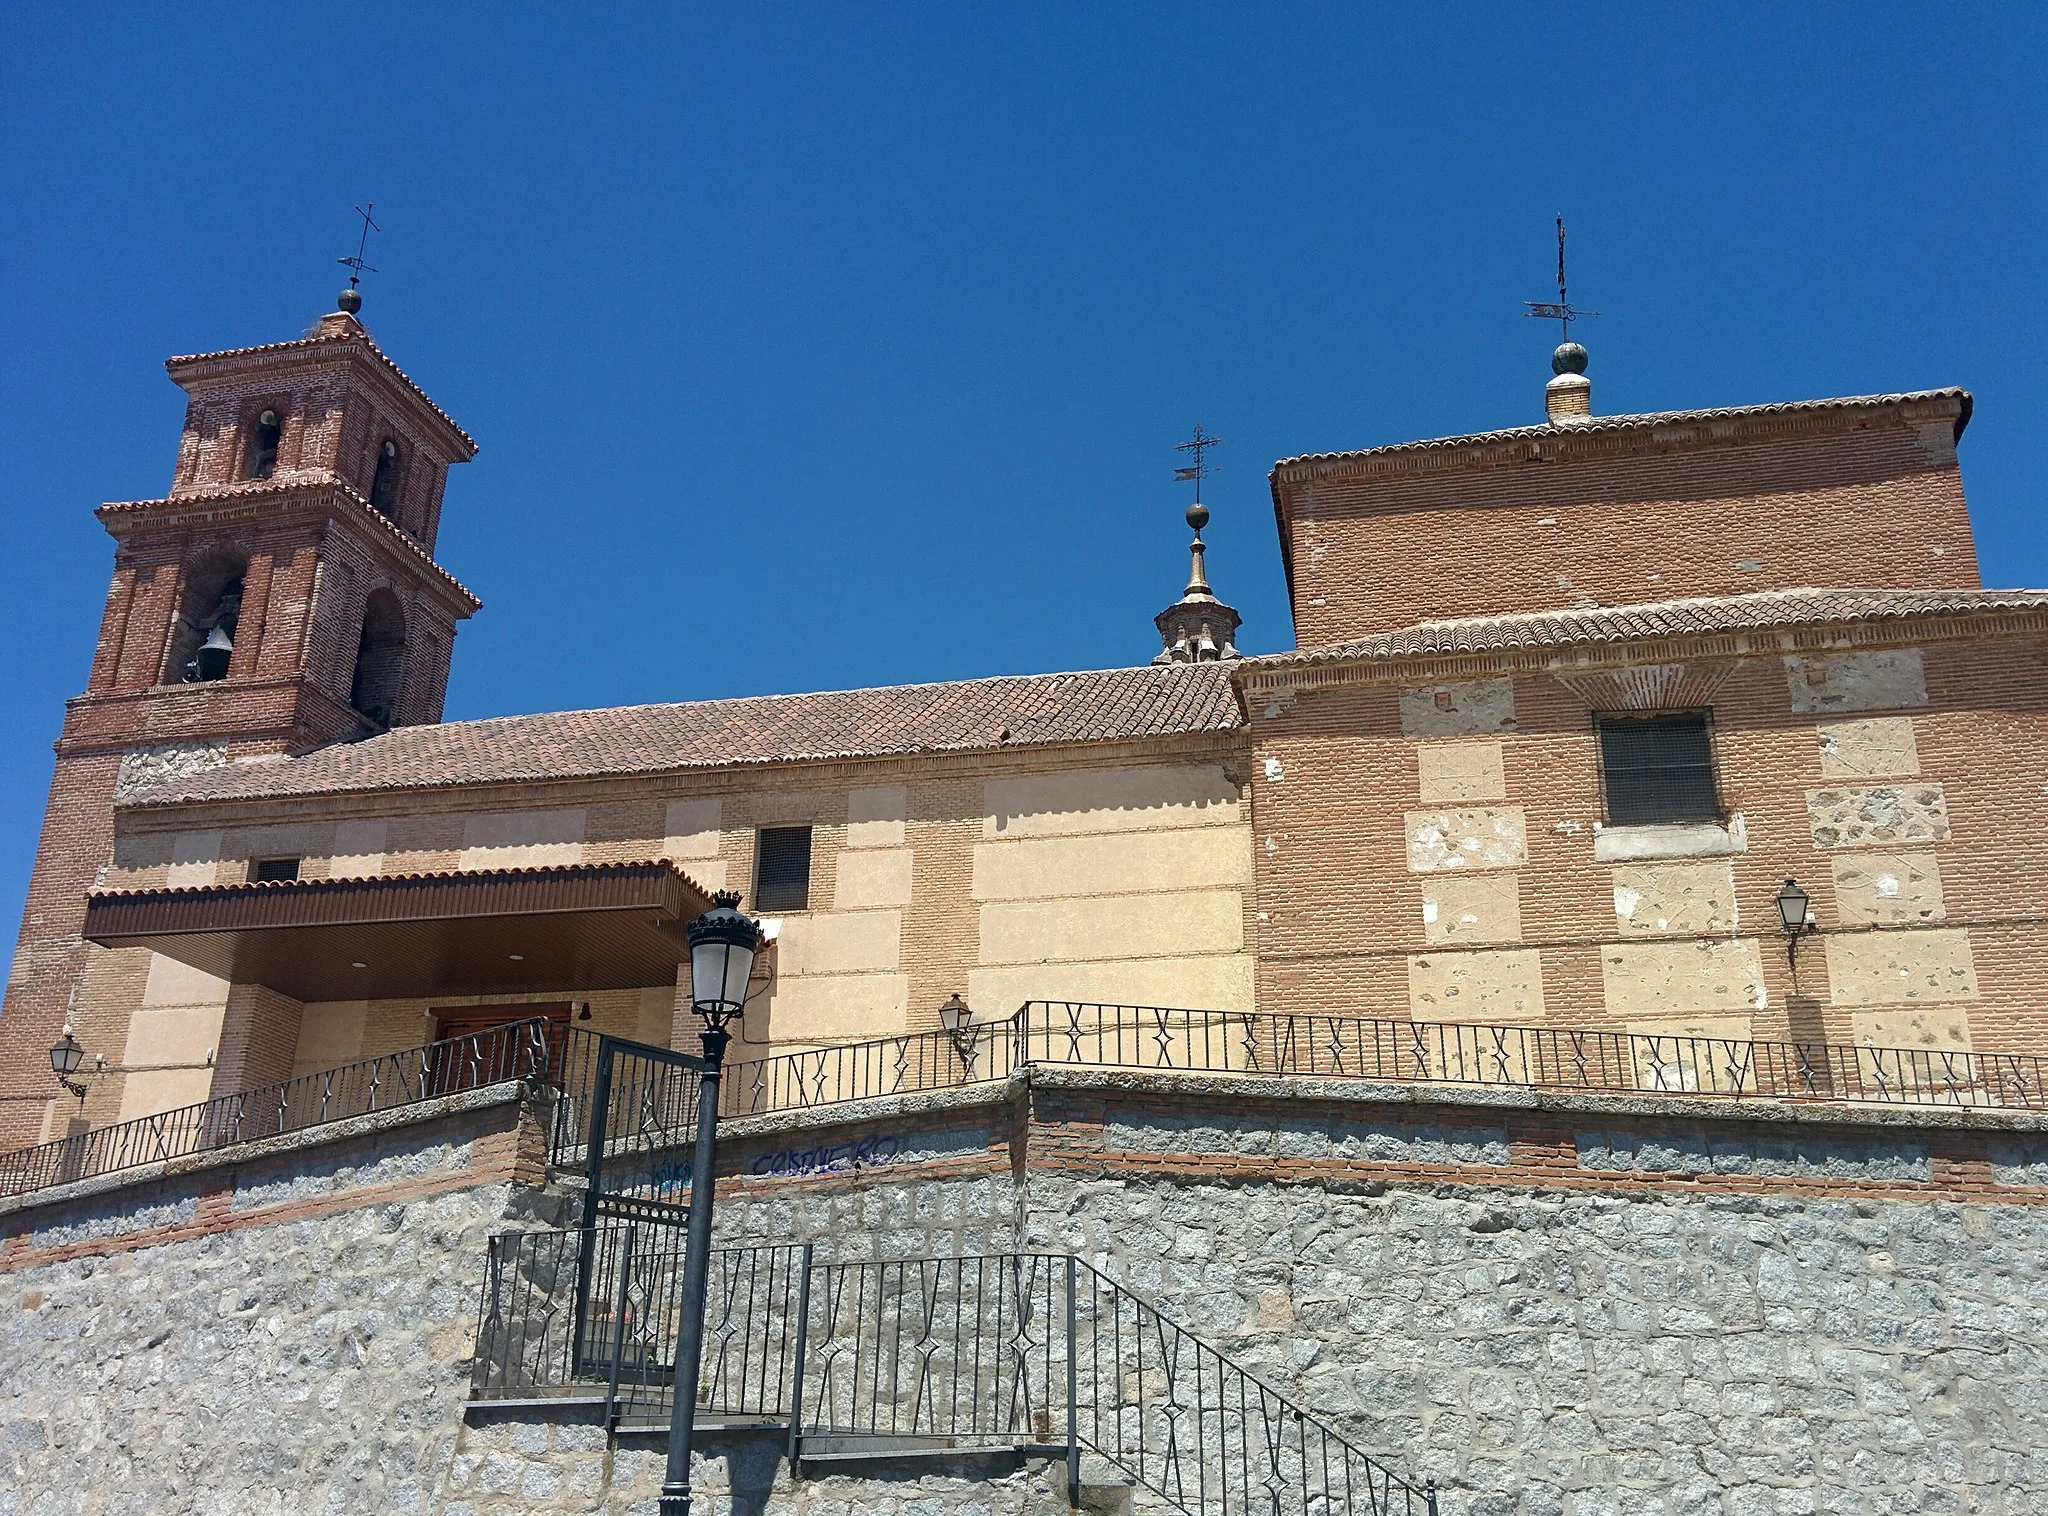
[[1153, 425, 1242, 665]]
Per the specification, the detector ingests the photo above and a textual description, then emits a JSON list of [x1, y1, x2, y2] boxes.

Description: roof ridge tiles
[[1257, 586, 2048, 670], [123, 661, 1242, 809], [1269, 388, 1971, 474]]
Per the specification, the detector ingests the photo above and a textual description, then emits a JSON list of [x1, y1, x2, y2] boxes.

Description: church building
[[1, 293, 2043, 1153]]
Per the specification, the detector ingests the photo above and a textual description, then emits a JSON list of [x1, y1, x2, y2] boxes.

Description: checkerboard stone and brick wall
[[1239, 605, 2048, 1064]]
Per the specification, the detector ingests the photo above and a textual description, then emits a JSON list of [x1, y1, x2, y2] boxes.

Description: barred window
[[249, 856, 301, 882], [1597, 713, 1720, 826], [754, 826, 813, 913]]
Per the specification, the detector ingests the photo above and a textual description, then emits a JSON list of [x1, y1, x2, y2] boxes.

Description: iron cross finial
[[338, 203, 381, 289], [1173, 423, 1222, 506], [1525, 213, 1600, 341]]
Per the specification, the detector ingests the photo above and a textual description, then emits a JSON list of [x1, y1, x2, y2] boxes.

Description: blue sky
[[1, 5, 2042, 933]]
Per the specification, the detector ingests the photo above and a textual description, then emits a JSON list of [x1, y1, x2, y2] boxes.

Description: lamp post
[[661, 890, 762, 1516], [49, 1029, 87, 1105], [1776, 878, 1818, 968]]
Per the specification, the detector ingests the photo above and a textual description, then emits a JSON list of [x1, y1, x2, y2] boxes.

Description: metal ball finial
[[1551, 341, 1588, 376], [1186, 501, 1210, 534], [337, 286, 363, 315]]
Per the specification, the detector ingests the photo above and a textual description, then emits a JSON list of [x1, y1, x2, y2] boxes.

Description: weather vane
[[335, 203, 380, 312], [1525, 214, 1599, 341], [1174, 423, 1222, 506]]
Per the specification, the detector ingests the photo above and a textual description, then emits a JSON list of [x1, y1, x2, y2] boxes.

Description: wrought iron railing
[[705, 1002, 2047, 1120], [0, 1017, 560, 1199], [722, 1025, 1020, 1117], [474, 1225, 801, 1424], [1018, 1001, 2048, 1109], [472, 1233, 1438, 1516], [12, 1001, 2042, 1204]]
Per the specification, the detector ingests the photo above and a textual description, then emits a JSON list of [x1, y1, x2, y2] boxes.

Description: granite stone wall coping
[[0, 1078, 540, 1224], [1022, 1063, 2048, 1135], [716, 1060, 2048, 1148]]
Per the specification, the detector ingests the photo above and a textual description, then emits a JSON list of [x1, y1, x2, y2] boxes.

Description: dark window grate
[[754, 826, 812, 913], [1598, 714, 1720, 826], [250, 856, 301, 883]]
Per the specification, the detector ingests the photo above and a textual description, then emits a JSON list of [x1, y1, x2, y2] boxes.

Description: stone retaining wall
[[3, 1072, 2045, 1514], [703, 1072, 2048, 1515], [0, 1086, 561, 1515]]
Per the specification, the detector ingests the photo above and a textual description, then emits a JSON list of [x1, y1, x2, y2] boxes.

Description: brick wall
[[82, 735, 1253, 1087], [1274, 395, 1979, 644]]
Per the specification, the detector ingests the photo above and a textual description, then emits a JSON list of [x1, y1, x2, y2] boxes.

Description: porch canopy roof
[[83, 860, 716, 1001]]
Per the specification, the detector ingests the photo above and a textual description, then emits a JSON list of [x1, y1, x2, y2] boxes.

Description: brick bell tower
[[0, 288, 480, 1147]]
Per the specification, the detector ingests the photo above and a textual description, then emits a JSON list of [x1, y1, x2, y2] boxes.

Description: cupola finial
[[335, 202, 380, 316], [1526, 214, 1598, 425], [1154, 424, 1242, 664]]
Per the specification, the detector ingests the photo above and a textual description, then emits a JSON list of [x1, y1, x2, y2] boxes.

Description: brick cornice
[[1234, 608, 2048, 700], [59, 673, 377, 758], [164, 315, 476, 458], [98, 478, 480, 615], [1268, 389, 1969, 499]]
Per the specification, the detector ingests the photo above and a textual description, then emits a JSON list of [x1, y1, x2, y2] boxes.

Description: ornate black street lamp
[[660, 891, 762, 1516], [49, 1029, 88, 1105]]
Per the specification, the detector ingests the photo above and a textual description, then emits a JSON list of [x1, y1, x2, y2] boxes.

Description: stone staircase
[[470, 1230, 1437, 1515]]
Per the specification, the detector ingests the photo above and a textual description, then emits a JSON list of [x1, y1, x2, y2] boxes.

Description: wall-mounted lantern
[[938, 993, 977, 1063], [1776, 878, 1819, 968], [49, 1029, 88, 1105]]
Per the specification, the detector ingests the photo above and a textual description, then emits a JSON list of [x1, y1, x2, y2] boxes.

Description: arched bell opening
[[370, 438, 402, 518], [244, 409, 283, 481], [165, 552, 248, 685], [349, 587, 407, 729]]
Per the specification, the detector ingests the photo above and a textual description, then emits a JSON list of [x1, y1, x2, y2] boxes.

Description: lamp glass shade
[[938, 994, 971, 1034], [50, 1033, 83, 1077], [1776, 879, 1811, 932], [686, 892, 760, 1021]]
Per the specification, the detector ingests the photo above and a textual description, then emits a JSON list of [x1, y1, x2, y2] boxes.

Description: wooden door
[[430, 1003, 572, 1093]]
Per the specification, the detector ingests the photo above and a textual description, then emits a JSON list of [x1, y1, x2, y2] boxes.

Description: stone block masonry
[[702, 1071, 2048, 1514], [0, 1086, 558, 1515]]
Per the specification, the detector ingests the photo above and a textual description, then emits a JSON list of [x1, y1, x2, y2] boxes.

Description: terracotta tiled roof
[[129, 662, 1244, 807], [1252, 588, 2048, 669], [166, 313, 477, 455], [1270, 388, 1971, 473]]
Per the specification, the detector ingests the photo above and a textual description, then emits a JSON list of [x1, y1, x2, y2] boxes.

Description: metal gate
[[570, 1034, 711, 1371]]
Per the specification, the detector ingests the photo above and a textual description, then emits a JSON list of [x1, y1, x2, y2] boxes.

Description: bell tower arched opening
[[164, 552, 248, 685], [350, 588, 407, 728], [370, 438, 401, 517], [244, 409, 282, 480]]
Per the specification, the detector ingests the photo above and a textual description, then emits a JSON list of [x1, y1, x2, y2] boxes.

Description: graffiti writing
[[748, 1132, 904, 1178]]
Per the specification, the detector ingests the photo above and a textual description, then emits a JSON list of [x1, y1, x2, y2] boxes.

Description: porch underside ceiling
[[82, 860, 711, 1001]]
